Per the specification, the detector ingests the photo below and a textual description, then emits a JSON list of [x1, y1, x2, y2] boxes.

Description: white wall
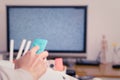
[[0, 0, 120, 62]]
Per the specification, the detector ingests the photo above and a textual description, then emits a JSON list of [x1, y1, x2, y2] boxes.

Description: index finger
[[30, 46, 39, 54], [39, 51, 49, 59]]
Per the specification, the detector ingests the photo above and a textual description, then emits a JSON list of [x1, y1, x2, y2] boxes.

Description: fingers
[[31, 51, 48, 68], [30, 50, 49, 66], [27, 46, 48, 61], [30, 46, 39, 53], [39, 51, 49, 59]]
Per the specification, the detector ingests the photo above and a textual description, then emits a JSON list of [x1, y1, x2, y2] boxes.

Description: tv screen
[[7, 6, 87, 57]]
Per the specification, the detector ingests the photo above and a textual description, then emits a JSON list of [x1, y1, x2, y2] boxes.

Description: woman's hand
[[14, 46, 48, 80]]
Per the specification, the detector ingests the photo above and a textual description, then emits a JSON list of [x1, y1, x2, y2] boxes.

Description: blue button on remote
[[31, 39, 48, 54]]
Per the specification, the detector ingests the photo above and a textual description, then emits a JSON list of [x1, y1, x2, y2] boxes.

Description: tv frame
[[6, 5, 87, 58]]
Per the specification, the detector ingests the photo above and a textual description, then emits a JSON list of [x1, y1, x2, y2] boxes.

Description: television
[[6, 6, 87, 58]]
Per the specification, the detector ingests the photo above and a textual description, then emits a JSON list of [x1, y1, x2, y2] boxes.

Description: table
[[73, 63, 120, 78]]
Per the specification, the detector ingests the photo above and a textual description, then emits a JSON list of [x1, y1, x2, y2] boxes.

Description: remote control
[[31, 39, 48, 54]]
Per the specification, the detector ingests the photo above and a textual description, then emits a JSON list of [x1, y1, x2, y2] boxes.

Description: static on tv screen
[[7, 6, 87, 53]]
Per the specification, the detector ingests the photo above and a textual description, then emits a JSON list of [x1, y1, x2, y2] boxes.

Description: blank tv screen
[[7, 6, 87, 53]]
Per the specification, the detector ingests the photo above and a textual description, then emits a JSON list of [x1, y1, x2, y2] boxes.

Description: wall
[[0, 0, 120, 62]]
